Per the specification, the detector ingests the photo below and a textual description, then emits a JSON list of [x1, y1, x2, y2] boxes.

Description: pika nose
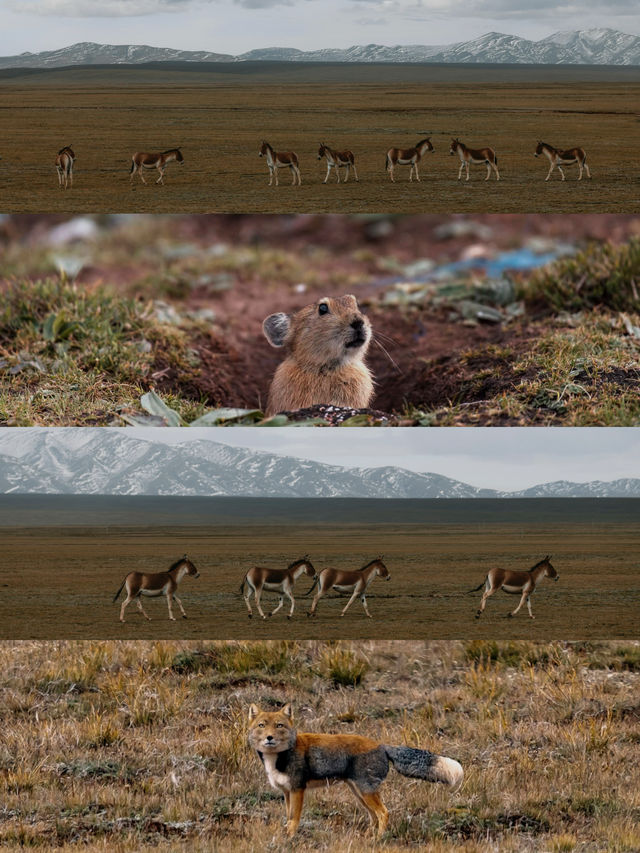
[[350, 318, 364, 331]]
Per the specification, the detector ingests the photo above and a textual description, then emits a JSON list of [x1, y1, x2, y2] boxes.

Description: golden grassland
[[0, 640, 639, 851], [2, 521, 639, 640], [0, 65, 639, 213]]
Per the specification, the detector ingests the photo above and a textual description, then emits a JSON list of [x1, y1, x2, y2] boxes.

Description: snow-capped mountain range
[[0, 431, 638, 499], [0, 29, 638, 69]]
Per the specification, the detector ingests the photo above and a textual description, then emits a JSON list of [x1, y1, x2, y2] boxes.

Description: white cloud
[[5, 0, 195, 16]]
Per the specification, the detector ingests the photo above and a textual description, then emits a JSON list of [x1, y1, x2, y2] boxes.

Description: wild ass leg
[[577, 161, 583, 180], [295, 165, 301, 185], [68, 165, 73, 188], [165, 593, 176, 621], [465, 161, 470, 182], [254, 587, 267, 619], [119, 595, 132, 622], [493, 161, 500, 181], [485, 161, 491, 181], [323, 162, 331, 184], [557, 165, 566, 182], [343, 163, 349, 182], [341, 584, 362, 616], [308, 584, 325, 617], [352, 163, 359, 182], [360, 593, 373, 619], [269, 596, 284, 617], [476, 582, 494, 618], [244, 583, 254, 618], [173, 594, 188, 619], [526, 596, 534, 619], [458, 161, 465, 181], [584, 161, 591, 178], [156, 166, 165, 185], [135, 597, 151, 621], [509, 587, 530, 618]]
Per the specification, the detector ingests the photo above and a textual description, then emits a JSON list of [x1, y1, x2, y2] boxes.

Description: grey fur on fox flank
[[248, 703, 463, 838]]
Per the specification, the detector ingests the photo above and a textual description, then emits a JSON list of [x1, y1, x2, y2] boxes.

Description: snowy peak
[[0, 30, 638, 69], [1, 432, 639, 498]]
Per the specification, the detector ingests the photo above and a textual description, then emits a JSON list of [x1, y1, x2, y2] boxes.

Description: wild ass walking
[[469, 556, 558, 619], [386, 138, 434, 182], [307, 557, 390, 618], [449, 139, 500, 181], [259, 141, 301, 186], [317, 143, 358, 183], [130, 148, 184, 184], [113, 555, 200, 622], [55, 146, 75, 189], [240, 557, 316, 619], [534, 141, 591, 181]]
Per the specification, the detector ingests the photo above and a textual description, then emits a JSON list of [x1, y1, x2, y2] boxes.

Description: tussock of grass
[[522, 239, 640, 313], [0, 276, 199, 425], [317, 647, 369, 687]]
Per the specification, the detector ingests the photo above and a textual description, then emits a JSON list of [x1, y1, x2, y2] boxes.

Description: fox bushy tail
[[385, 746, 463, 790]]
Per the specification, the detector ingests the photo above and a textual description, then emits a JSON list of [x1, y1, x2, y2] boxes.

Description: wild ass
[[55, 146, 75, 189], [113, 555, 200, 622], [317, 143, 358, 183], [469, 556, 558, 619], [307, 557, 390, 618], [240, 557, 316, 619], [259, 141, 301, 186], [534, 141, 591, 181], [449, 138, 500, 181], [386, 138, 434, 182], [130, 148, 184, 184]]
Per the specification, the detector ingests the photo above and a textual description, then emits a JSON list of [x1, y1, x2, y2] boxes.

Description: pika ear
[[281, 703, 293, 719], [249, 704, 260, 721], [263, 313, 291, 348]]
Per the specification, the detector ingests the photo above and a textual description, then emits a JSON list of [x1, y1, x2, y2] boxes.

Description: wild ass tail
[[385, 745, 464, 791], [113, 577, 127, 603], [303, 576, 320, 596], [465, 579, 486, 595], [239, 576, 246, 595], [129, 159, 135, 174]]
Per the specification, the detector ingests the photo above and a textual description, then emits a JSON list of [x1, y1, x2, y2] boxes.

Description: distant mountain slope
[[0, 432, 638, 498], [0, 29, 638, 69]]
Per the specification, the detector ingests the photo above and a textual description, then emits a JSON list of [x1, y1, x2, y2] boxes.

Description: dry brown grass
[[1, 640, 639, 851]]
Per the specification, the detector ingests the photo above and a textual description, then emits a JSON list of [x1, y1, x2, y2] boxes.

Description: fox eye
[[276, 723, 285, 728], [318, 303, 329, 316], [258, 722, 265, 727]]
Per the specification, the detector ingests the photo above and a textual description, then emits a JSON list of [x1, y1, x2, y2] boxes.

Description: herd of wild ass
[[53, 139, 591, 188], [112, 554, 559, 622]]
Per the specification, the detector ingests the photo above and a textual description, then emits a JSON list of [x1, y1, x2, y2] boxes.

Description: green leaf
[[189, 408, 264, 426], [140, 391, 184, 426]]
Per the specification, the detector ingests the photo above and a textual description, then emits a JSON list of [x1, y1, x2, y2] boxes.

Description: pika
[[262, 294, 374, 416]]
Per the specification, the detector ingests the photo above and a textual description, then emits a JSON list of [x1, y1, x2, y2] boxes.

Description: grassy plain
[[0, 639, 639, 851], [1, 63, 639, 213], [1, 496, 638, 639]]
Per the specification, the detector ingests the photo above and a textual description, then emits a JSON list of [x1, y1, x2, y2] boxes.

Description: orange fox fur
[[248, 703, 463, 838]]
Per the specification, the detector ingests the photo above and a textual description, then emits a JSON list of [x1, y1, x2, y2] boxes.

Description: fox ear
[[263, 313, 291, 348], [281, 703, 293, 719], [249, 704, 260, 721]]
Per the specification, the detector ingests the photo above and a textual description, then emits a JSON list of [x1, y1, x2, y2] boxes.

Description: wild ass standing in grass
[[259, 141, 301, 186], [55, 146, 75, 189], [534, 141, 591, 181], [386, 137, 434, 182], [240, 557, 316, 619], [317, 143, 358, 183], [129, 148, 184, 184], [469, 556, 558, 619], [113, 555, 200, 622], [307, 557, 390, 618], [449, 138, 500, 181]]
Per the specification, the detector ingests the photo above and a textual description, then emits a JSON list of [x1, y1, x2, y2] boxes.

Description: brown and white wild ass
[[386, 138, 434, 182], [259, 141, 301, 186], [469, 556, 558, 619], [113, 555, 200, 622], [534, 141, 591, 181], [130, 148, 184, 184], [449, 138, 500, 181], [55, 146, 75, 189], [317, 143, 358, 183], [240, 557, 316, 619], [307, 557, 390, 618]]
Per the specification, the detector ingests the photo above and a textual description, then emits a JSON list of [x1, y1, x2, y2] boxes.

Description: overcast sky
[[0, 0, 637, 56], [111, 426, 640, 491]]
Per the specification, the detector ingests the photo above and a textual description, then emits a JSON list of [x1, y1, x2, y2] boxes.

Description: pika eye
[[318, 303, 329, 316]]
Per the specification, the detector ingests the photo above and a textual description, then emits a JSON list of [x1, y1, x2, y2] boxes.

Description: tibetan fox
[[248, 702, 463, 837]]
